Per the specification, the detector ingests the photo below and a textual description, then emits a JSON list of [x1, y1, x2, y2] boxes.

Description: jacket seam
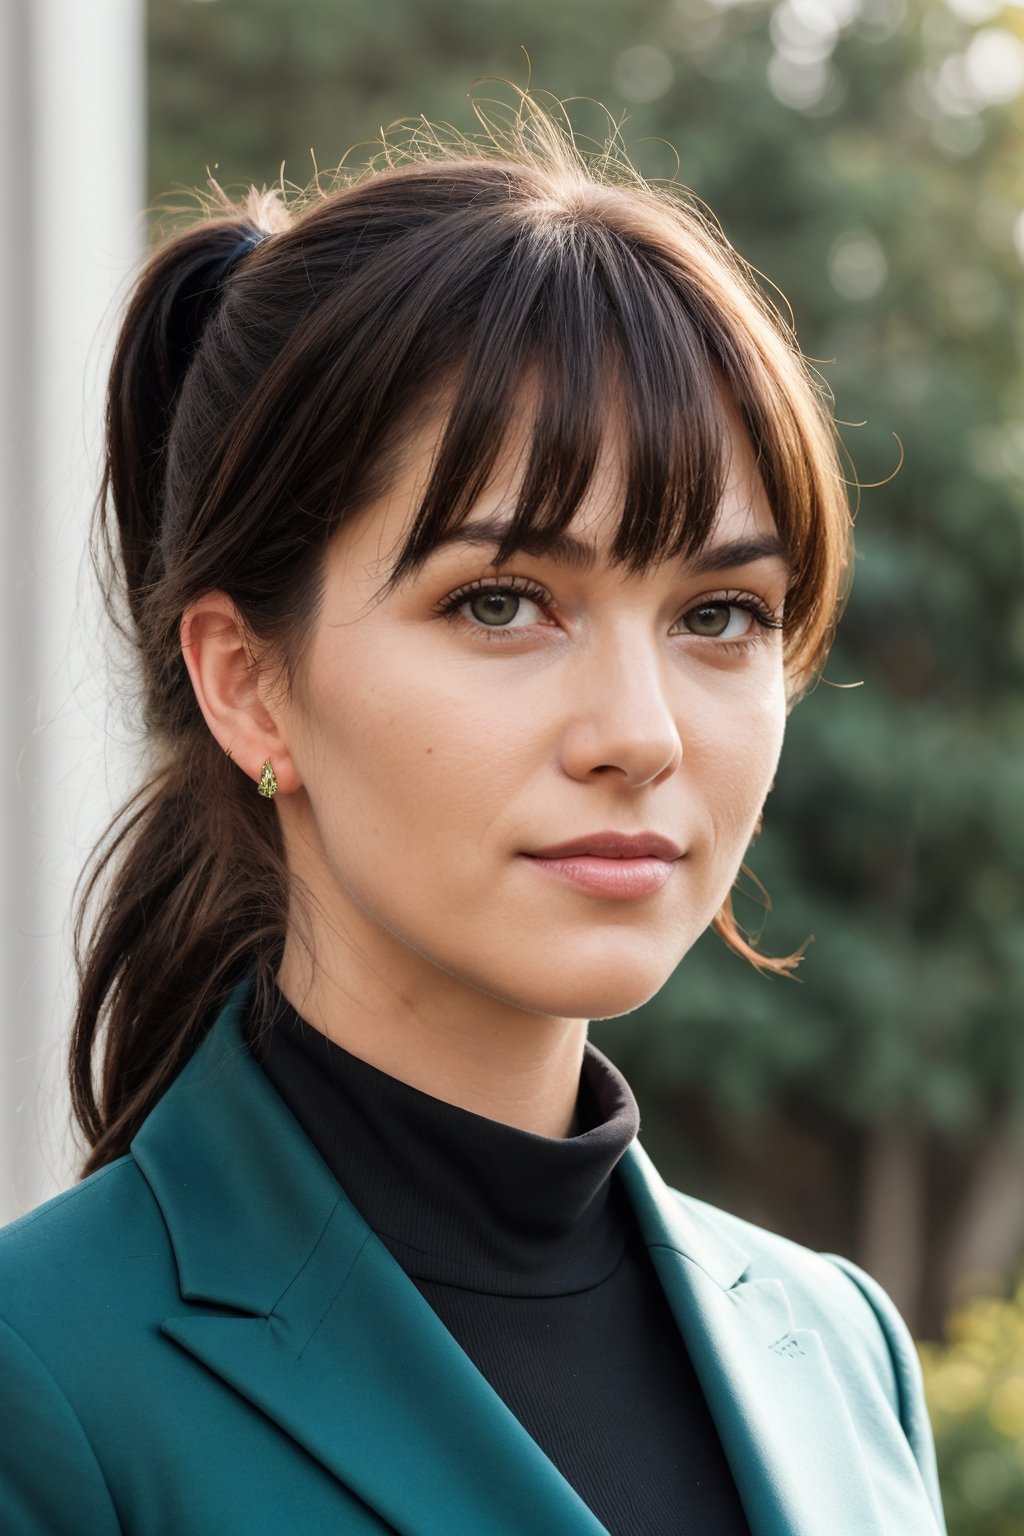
[[0, 1314, 125, 1535], [0, 1160, 131, 1239], [822, 1254, 916, 1431], [275, 1208, 375, 1360]]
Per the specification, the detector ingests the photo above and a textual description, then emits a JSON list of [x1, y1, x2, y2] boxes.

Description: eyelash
[[434, 576, 784, 651]]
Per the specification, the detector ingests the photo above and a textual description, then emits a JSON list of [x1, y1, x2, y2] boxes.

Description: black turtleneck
[[248, 991, 751, 1536]]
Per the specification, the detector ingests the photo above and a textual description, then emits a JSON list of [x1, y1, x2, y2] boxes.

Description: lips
[[527, 831, 683, 861]]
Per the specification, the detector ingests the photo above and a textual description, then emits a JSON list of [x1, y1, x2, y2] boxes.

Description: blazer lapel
[[133, 980, 609, 1536], [618, 1142, 931, 1536]]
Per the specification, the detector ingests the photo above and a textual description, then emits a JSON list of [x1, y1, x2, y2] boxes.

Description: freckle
[[426, 746, 433, 754]]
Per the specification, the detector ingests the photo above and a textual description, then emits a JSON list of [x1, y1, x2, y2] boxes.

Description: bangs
[[387, 214, 736, 585]]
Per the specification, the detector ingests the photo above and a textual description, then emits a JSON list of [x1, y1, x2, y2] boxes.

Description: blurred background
[[3, 0, 1024, 1526]]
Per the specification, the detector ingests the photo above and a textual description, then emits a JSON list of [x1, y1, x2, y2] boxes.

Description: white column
[[0, 0, 145, 1223]]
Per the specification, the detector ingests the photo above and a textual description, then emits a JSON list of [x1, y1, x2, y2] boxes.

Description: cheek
[[696, 651, 783, 737], [687, 668, 786, 838], [736, 679, 786, 794], [301, 643, 536, 854]]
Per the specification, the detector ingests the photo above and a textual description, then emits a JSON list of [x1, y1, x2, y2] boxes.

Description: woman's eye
[[681, 603, 755, 640], [462, 589, 544, 628]]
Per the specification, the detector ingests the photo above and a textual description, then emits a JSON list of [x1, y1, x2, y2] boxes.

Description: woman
[[0, 101, 945, 1534]]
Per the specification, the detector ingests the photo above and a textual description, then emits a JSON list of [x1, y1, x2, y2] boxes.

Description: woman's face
[[271, 399, 790, 1025]]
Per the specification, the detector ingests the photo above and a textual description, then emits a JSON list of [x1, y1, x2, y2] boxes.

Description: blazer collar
[[133, 980, 934, 1536], [132, 978, 749, 1314], [133, 977, 340, 1316]]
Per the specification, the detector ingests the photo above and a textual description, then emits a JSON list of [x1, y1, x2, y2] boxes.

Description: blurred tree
[[149, 0, 1024, 1335]]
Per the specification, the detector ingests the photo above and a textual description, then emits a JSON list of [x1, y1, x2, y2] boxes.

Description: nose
[[559, 632, 683, 789]]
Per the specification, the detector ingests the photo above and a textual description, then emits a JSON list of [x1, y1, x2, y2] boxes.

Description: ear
[[180, 593, 302, 795]]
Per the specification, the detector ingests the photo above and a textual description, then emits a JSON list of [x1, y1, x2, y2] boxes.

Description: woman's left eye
[[679, 603, 756, 640], [676, 592, 784, 643]]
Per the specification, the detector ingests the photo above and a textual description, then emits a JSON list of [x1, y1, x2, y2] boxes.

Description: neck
[[276, 935, 589, 1140]]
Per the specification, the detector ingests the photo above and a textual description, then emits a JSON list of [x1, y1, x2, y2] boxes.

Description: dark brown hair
[[71, 99, 853, 1175]]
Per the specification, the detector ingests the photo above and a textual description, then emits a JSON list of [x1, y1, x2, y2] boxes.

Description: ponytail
[[72, 203, 290, 1175], [99, 218, 266, 630]]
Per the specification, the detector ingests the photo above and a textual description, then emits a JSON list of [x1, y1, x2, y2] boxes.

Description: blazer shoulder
[[0, 1154, 141, 1265], [0, 1155, 173, 1349], [665, 1186, 909, 1402], [663, 1182, 945, 1522], [824, 1249, 942, 1493]]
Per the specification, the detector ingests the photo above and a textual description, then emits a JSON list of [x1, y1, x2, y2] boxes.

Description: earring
[[257, 760, 278, 799]]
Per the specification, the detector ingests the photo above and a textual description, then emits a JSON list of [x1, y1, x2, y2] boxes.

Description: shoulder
[[0, 1153, 159, 1270], [0, 1160, 169, 1536], [0, 1154, 175, 1362], [668, 1186, 913, 1376], [663, 1182, 942, 1504]]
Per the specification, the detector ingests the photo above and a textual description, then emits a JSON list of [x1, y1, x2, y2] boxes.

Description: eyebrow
[[427, 518, 791, 576]]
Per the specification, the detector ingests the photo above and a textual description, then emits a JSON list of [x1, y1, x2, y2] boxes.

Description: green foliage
[[921, 1279, 1024, 1534], [149, 0, 1024, 1137], [148, 0, 661, 195]]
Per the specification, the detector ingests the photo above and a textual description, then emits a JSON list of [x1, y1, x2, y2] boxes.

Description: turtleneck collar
[[248, 988, 641, 1298]]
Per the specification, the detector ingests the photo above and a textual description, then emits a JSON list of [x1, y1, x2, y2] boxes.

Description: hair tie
[[210, 230, 269, 286]]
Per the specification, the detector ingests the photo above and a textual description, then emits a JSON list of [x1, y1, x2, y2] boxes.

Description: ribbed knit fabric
[[248, 991, 751, 1536]]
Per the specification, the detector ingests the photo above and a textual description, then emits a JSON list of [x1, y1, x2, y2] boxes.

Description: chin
[[490, 945, 686, 1024], [571, 974, 676, 1023]]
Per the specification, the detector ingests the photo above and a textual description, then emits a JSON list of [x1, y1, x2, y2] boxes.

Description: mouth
[[526, 831, 683, 861], [521, 831, 682, 900]]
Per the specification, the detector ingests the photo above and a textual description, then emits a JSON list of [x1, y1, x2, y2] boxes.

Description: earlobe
[[179, 595, 301, 796]]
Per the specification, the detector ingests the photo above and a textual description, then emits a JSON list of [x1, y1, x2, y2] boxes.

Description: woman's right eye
[[463, 590, 542, 628], [437, 579, 552, 635]]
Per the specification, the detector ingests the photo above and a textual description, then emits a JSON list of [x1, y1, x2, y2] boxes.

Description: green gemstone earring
[[257, 760, 278, 799]]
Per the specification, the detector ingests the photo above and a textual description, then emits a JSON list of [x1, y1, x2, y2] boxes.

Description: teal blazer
[[0, 980, 946, 1535]]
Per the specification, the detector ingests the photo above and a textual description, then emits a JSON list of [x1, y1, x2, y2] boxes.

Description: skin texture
[[181, 399, 790, 1138]]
